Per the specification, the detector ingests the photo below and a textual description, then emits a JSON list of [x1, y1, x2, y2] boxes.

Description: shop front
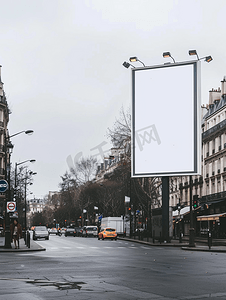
[[197, 212, 226, 238]]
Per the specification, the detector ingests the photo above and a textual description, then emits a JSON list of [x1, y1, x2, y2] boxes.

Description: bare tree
[[106, 106, 131, 161], [70, 156, 98, 185]]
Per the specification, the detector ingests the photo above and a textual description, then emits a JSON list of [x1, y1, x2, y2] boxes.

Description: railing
[[200, 191, 226, 204], [203, 119, 226, 141]]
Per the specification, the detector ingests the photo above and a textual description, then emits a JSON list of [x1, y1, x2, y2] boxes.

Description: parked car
[[0, 226, 4, 237], [65, 226, 76, 237], [98, 228, 117, 240], [83, 226, 98, 237], [33, 226, 49, 240], [49, 228, 58, 235], [61, 227, 66, 235]]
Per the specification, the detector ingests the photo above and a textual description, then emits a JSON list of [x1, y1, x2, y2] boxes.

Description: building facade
[[0, 66, 10, 219], [171, 77, 226, 238]]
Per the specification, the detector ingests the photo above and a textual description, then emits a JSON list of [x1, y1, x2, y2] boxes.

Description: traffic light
[[193, 195, 198, 209]]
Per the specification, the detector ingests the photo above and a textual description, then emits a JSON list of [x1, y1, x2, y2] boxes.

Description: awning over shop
[[197, 212, 226, 221], [173, 206, 190, 218]]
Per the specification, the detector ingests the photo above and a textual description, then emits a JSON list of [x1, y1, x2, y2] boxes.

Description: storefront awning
[[197, 212, 226, 221], [173, 206, 190, 218]]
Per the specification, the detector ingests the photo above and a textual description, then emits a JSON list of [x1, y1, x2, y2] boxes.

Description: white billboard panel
[[132, 61, 201, 177]]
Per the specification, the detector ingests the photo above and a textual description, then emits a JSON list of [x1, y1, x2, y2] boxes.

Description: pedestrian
[[10, 219, 22, 249]]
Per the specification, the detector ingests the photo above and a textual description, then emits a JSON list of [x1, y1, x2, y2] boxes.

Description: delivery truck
[[101, 216, 126, 236]]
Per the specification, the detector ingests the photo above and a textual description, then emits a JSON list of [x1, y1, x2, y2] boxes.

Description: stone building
[[27, 198, 46, 228], [0, 66, 10, 218], [172, 76, 226, 238]]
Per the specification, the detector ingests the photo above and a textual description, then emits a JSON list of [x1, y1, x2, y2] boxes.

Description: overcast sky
[[1, 0, 226, 199]]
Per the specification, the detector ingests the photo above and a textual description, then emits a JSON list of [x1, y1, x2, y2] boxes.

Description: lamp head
[[129, 57, 138, 62], [205, 56, 213, 63], [189, 50, 197, 56], [163, 52, 171, 58], [189, 50, 199, 60], [25, 130, 34, 135], [122, 61, 130, 68], [163, 52, 175, 63]]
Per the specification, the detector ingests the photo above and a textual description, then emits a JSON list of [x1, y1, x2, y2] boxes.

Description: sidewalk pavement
[[0, 237, 46, 252], [118, 236, 226, 253]]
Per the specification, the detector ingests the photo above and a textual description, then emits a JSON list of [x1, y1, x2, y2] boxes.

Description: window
[[219, 135, 222, 151], [212, 139, 215, 154], [206, 142, 209, 157]]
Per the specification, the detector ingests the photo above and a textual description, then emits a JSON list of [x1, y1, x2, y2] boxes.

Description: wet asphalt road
[[0, 235, 226, 300]]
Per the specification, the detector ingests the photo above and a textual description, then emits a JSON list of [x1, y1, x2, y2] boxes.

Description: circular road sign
[[7, 202, 16, 212], [0, 180, 8, 193]]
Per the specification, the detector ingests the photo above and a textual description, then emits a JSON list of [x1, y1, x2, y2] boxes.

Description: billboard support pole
[[189, 175, 195, 247], [162, 176, 169, 243]]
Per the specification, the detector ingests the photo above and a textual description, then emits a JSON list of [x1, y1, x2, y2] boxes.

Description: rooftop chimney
[[209, 87, 221, 105], [221, 76, 226, 96]]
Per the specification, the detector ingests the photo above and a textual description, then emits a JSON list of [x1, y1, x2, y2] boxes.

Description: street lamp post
[[24, 170, 37, 231], [14, 159, 36, 193], [4, 129, 34, 249]]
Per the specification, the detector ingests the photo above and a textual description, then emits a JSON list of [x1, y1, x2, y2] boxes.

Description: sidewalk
[[0, 237, 46, 252], [118, 236, 226, 253]]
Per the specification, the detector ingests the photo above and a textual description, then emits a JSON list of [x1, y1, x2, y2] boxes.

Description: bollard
[[153, 230, 155, 244], [24, 231, 27, 245], [160, 232, 162, 244], [208, 231, 212, 250], [27, 231, 30, 248], [179, 231, 182, 243]]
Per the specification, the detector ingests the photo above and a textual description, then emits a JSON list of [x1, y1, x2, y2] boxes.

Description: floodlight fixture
[[199, 55, 213, 63], [189, 50, 213, 63], [129, 56, 145, 67], [205, 56, 213, 63], [122, 61, 135, 69], [189, 50, 199, 60], [163, 52, 175, 63]]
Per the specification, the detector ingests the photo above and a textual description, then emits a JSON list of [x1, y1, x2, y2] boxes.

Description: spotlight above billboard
[[131, 60, 201, 177]]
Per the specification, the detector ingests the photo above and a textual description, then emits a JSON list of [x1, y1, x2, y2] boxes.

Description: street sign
[[125, 196, 130, 203], [0, 180, 8, 192], [7, 202, 16, 213]]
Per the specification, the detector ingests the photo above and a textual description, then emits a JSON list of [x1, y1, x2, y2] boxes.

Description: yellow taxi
[[98, 228, 117, 240]]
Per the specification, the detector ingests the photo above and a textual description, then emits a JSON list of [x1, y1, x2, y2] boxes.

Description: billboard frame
[[131, 60, 201, 177]]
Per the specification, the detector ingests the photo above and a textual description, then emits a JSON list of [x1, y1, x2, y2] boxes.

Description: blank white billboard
[[132, 61, 201, 177]]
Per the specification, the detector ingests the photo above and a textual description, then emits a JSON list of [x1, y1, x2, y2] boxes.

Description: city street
[[0, 236, 226, 299]]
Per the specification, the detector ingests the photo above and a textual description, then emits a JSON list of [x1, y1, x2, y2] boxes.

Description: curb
[[0, 241, 46, 253], [118, 237, 226, 253], [182, 246, 226, 253]]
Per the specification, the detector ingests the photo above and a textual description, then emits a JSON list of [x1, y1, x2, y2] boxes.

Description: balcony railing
[[203, 119, 226, 141], [200, 191, 226, 204]]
